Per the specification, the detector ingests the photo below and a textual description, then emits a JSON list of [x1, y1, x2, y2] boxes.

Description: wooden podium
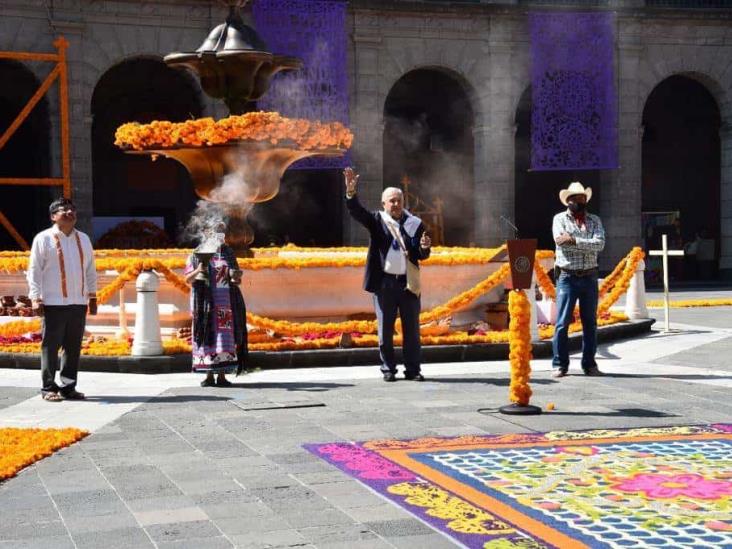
[[502, 239, 542, 416]]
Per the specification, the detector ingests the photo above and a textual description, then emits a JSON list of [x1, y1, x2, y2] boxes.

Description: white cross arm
[[649, 250, 685, 257]]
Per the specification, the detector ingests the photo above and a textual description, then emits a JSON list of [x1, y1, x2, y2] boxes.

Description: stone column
[[132, 270, 163, 356], [474, 41, 518, 247], [53, 20, 93, 235], [345, 24, 383, 245], [600, 35, 644, 272], [719, 124, 732, 279]]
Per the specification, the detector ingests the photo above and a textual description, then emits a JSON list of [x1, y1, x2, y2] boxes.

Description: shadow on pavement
[[84, 394, 233, 404], [209, 381, 355, 391], [542, 407, 679, 418], [422, 377, 554, 386], [601, 373, 732, 380]]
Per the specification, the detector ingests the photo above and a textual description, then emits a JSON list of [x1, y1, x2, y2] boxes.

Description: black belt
[[383, 273, 407, 281], [559, 267, 598, 277]]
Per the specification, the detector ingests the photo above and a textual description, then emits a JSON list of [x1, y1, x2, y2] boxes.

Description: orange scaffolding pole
[[0, 37, 70, 250]]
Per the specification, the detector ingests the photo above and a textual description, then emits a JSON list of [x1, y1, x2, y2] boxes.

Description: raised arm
[[344, 167, 379, 233]]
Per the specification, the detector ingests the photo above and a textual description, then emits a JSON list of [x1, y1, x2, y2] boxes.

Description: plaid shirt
[[552, 211, 605, 270]]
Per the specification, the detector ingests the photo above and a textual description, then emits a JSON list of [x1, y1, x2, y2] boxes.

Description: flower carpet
[[0, 427, 88, 481], [307, 424, 732, 548]]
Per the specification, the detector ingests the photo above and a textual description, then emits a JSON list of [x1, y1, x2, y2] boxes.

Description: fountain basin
[[129, 142, 345, 203]]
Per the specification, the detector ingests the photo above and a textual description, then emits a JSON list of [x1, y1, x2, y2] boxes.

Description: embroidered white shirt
[[27, 226, 97, 305]]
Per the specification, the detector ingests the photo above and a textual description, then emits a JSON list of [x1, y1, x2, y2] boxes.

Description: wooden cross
[[648, 234, 684, 332]]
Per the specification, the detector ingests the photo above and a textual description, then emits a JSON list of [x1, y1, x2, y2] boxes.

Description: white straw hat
[[559, 181, 592, 206]]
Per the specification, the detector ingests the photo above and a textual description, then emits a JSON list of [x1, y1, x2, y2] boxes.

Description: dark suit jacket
[[346, 194, 431, 293]]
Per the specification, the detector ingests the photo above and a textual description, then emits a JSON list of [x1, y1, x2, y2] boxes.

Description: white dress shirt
[[379, 210, 423, 275], [27, 225, 97, 306]]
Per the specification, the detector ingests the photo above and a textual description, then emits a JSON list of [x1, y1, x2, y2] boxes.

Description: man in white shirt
[[27, 198, 97, 401], [343, 168, 432, 382]]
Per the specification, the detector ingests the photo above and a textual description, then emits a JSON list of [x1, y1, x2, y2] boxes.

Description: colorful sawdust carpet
[[307, 424, 732, 548]]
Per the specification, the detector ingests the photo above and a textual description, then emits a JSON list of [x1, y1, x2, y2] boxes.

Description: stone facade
[[1, 0, 731, 274]]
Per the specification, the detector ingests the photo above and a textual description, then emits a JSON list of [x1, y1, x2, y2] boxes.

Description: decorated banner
[[253, 0, 349, 169], [529, 12, 618, 171]]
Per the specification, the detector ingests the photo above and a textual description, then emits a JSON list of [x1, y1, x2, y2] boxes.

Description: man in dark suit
[[344, 167, 432, 382]]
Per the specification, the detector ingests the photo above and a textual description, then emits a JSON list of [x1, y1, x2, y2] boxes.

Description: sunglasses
[[52, 206, 76, 214]]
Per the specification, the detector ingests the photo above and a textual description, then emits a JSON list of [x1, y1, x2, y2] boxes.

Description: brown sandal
[[42, 392, 64, 402]]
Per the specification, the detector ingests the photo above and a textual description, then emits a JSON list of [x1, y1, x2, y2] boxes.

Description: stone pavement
[[1, 298, 731, 548]]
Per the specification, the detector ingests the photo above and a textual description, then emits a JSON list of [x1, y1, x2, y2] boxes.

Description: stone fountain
[[124, 0, 347, 250]]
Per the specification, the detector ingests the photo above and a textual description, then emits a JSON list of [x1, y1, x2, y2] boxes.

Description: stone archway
[[0, 60, 52, 249], [641, 75, 722, 281], [514, 87, 602, 251], [91, 57, 203, 246], [382, 68, 475, 245]]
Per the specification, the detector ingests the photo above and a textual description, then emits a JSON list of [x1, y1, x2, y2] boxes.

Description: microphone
[[500, 215, 520, 239]]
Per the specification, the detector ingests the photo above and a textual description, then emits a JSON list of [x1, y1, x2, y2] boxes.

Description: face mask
[[568, 202, 586, 214]]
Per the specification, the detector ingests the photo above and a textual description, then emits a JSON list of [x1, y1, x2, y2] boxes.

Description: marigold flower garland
[[507, 290, 533, 406], [533, 263, 556, 300], [114, 112, 353, 151], [0, 318, 41, 337], [0, 428, 88, 480], [597, 247, 645, 314], [645, 298, 732, 308]]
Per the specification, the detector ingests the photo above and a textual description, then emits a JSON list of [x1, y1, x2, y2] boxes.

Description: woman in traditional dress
[[184, 227, 248, 387]]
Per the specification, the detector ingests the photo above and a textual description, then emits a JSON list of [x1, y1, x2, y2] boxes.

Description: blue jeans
[[552, 272, 598, 372]]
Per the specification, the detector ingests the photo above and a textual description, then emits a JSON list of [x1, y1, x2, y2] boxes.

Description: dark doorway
[[0, 60, 52, 249], [91, 57, 202, 246], [383, 69, 474, 245], [642, 75, 721, 281], [249, 169, 343, 247], [515, 87, 601, 251]]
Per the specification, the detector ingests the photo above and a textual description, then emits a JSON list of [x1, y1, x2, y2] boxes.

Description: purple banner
[[529, 12, 618, 171], [253, 0, 349, 169]]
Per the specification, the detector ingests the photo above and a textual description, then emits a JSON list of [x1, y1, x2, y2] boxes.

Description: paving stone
[[280, 507, 355, 529], [145, 520, 222, 543], [156, 537, 234, 549], [230, 473, 300, 490], [0, 519, 67, 541], [298, 523, 380, 545], [0, 506, 60, 529], [345, 503, 415, 523], [133, 507, 209, 526], [213, 514, 286, 535], [0, 535, 75, 549], [191, 489, 260, 507], [53, 489, 126, 516], [227, 529, 306, 549], [115, 481, 184, 501], [72, 527, 154, 549], [363, 519, 435, 538], [316, 539, 394, 549], [200, 500, 273, 520], [125, 495, 198, 513], [41, 469, 111, 494], [174, 478, 246, 495], [62, 511, 139, 534], [0, 494, 55, 513]]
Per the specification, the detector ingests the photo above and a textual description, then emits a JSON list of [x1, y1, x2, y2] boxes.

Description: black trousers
[[41, 305, 87, 395], [373, 275, 421, 375]]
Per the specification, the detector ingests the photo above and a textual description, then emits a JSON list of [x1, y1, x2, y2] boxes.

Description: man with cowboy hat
[[551, 181, 606, 378]]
